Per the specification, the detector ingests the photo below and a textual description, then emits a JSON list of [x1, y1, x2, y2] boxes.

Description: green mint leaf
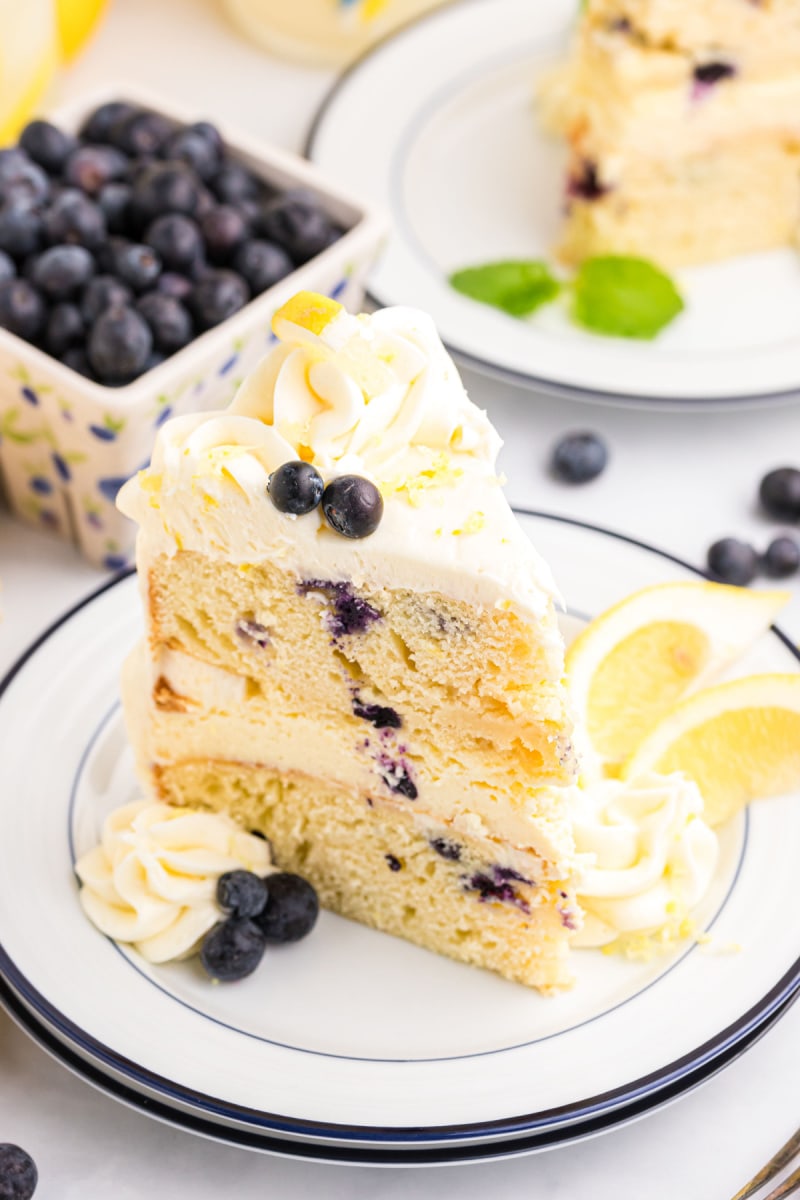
[[572, 256, 684, 339], [449, 260, 561, 318]]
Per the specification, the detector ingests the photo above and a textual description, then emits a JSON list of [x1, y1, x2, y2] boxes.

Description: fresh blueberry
[[200, 917, 266, 981], [144, 213, 203, 273], [762, 535, 800, 579], [217, 869, 268, 918], [0, 279, 46, 340], [156, 270, 192, 301], [0, 249, 15, 282], [30, 244, 94, 299], [61, 345, 94, 378], [136, 291, 193, 352], [44, 302, 84, 357], [267, 460, 324, 515], [0, 205, 42, 260], [161, 128, 220, 181], [259, 190, 338, 263], [131, 161, 204, 222], [232, 238, 292, 294], [79, 100, 140, 144], [0, 1143, 38, 1200], [63, 144, 128, 195], [43, 188, 106, 249], [190, 120, 225, 156], [200, 204, 248, 262], [97, 181, 132, 234], [88, 305, 152, 383], [111, 241, 162, 291], [321, 475, 384, 539], [210, 162, 263, 206], [706, 537, 759, 586], [255, 873, 319, 944], [189, 268, 249, 329], [759, 467, 800, 521], [144, 350, 166, 374], [235, 198, 262, 231], [551, 431, 608, 484], [0, 153, 50, 208], [20, 119, 77, 174], [111, 109, 175, 157], [80, 273, 133, 323]]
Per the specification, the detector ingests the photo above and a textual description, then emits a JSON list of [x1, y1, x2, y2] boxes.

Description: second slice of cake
[[118, 292, 581, 992]]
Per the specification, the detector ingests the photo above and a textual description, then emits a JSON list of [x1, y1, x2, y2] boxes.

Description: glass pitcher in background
[[222, 0, 450, 68]]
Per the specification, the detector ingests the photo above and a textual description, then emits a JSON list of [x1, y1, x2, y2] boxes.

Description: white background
[[0, 0, 798, 1195]]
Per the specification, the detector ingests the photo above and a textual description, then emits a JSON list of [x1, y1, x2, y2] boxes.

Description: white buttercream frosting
[[117, 297, 558, 622], [571, 772, 719, 948], [75, 801, 272, 963]]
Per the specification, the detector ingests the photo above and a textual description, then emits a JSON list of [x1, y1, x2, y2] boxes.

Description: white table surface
[[1, 0, 799, 1195]]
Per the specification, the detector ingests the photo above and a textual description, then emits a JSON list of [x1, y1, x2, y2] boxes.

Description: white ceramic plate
[[0, 514, 798, 1155], [307, 0, 800, 409]]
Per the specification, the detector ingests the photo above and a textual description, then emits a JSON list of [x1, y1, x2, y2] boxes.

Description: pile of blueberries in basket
[[0, 100, 344, 385]]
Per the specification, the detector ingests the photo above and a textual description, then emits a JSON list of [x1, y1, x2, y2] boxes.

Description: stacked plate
[[0, 514, 798, 1165]]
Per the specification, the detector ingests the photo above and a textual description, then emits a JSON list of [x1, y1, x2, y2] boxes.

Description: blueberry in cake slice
[[540, 0, 800, 266], [118, 291, 581, 992]]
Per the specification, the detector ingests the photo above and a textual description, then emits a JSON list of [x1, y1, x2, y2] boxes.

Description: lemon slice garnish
[[565, 582, 789, 776], [622, 674, 800, 826]]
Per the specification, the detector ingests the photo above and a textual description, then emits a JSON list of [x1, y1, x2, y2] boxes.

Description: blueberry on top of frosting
[[322, 474, 383, 539], [267, 460, 324, 515]]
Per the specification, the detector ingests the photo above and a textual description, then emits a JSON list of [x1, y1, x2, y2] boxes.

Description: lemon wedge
[[566, 582, 789, 776], [622, 674, 800, 826]]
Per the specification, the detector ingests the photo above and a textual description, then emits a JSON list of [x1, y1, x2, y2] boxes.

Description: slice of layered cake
[[118, 292, 581, 992], [540, 0, 800, 266]]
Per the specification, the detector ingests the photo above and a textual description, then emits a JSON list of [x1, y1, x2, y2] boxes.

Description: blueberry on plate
[[0, 1142, 38, 1199], [200, 205, 248, 263], [189, 268, 249, 329], [0, 278, 46, 340], [0, 153, 50, 208], [44, 301, 84, 357], [190, 120, 225, 156], [63, 144, 129, 195], [144, 213, 204, 273], [111, 241, 162, 291], [706, 537, 758, 586], [43, 188, 106, 250], [0, 205, 43, 260], [81, 273, 133, 324], [255, 872, 319, 944], [19, 118, 76, 174], [136, 291, 193, 352], [200, 917, 266, 981], [232, 238, 292, 295], [156, 270, 192, 301], [550, 431, 608, 484], [60, 345, 94, 378], [268, 460, 324, 515], [111, 109, 176, 158], [259, 189, 338, 263], [217, 869, 268, 919], [321, 475, 384, 539], [87, 305, 152, 383], [762, 535, 800, 579], [759, 467, 800, 522], [30, 244, 94, 300]]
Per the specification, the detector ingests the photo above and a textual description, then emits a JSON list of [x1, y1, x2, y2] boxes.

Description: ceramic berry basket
[[0, 87, 387, 569]]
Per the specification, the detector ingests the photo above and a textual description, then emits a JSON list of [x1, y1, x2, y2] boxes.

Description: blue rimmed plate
[[307, 0, 800, 410], [0, 513, 797, 1155]]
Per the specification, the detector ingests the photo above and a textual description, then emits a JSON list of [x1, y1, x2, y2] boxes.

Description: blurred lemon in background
[[0, 0, 107, 145]]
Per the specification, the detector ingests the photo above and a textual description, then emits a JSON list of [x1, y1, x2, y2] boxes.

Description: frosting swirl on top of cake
[[571, 772, 719, 948], [229, 295, 502, 480], [75, 801, 271, 963], [118, 294, 560, 622]]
